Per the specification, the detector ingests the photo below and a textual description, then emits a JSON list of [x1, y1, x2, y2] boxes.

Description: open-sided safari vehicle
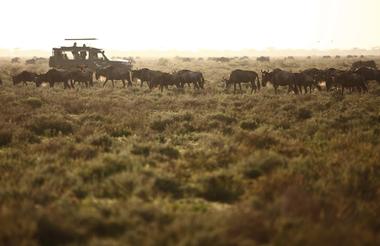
[[49, 38, 133, 71]]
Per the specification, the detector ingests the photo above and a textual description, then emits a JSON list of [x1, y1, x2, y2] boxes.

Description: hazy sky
[[1, 0, 379, 51]]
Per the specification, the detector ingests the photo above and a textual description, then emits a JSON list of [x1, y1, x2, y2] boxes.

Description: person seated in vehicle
[[80, 50, 87, 60]]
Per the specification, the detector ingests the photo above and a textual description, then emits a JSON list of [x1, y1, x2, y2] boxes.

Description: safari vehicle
[[49, 38, 133, 71]]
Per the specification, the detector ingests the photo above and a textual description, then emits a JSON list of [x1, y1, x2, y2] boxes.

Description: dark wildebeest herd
[[5, 66, 205, 93], [1, 60, 379, 95]]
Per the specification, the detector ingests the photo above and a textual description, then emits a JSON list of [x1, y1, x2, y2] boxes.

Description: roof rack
[[64, 38, 97, 41]]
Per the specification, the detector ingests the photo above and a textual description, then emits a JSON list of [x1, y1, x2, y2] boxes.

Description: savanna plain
[[1, 56, 380, 245]]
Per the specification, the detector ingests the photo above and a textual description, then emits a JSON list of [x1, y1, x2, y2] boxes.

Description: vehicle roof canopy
[[53, 46, 103, 52]]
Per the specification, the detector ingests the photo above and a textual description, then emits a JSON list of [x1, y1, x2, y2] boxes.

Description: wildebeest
[[132, 68, 161, 87], [223, 69, 260, 94], [334, 72, 367, 95], [96, 66, 132, 88], [323, 56, 331, 59], [0, 77, 3, 86], [209, 57, 231, 63], [302, 68, 325, 83], [319, 68, 345, 91], [36, 69, 71, 89], [149, 72, 180, 92], [68, 69, 93, 88], [173, 70, 205, 89], [12, 71, 38, 86], [354, 67, 380, 83], [351, 60, 377, 70], [261, 69, 298, 94], [294, 72, 321, 94], [257, 56, 270, 62], [176, 57, 192, 62]]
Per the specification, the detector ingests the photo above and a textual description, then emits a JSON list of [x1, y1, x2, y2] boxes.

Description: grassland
[[1, 57, 380, 245]]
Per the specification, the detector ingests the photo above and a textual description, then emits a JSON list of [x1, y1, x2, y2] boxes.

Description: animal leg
[[103, 79, 108, 87]]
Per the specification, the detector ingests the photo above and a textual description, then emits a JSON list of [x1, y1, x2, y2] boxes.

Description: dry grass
[[0, 57, 380, 245]]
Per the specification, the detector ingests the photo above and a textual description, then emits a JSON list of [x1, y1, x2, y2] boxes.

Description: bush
[[110, 128, 131, 138], [64, 144, 98, 160], [24, 97, 42, 109], [15, 130, 40, 144], [158, 146, 180, 159], [209, 114, 237, 125], [157, 58, 169, 66], [172, 112, 193, 122], [154, 176, 183, 198], [81, 156, 132, 182], [150, 119, 172, 132], [240, 120, 259, 131], [199, 173, 243, 203], [297, 107, 312, 120], [331, 90, 344, 101], [237, 128, 278, 149], [29, 116, 73, 136], [131, 145, 150, 157], [88, 134, 113, 151], [0, 130, 12, 147], [240, 151, 286, 179]]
